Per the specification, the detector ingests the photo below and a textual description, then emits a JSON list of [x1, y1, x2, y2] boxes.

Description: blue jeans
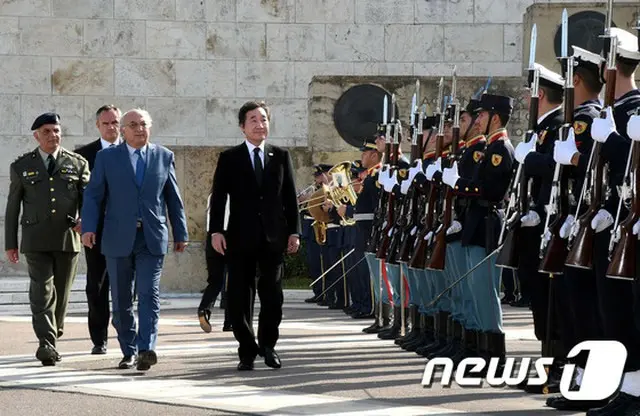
[[107, 228, 164, 357]]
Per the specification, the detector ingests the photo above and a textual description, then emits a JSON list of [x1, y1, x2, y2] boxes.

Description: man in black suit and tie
[[75, 105, 122, 355], [209, 101, 300, 371]]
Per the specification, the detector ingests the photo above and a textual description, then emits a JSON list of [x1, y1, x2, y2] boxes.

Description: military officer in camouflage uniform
[[4, 113, 90, 366]]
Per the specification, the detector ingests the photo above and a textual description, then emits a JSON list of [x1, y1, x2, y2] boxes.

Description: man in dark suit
[[74, 105, 123, 355], [209, 101, 301, 371], [81, 108, 189, 372]]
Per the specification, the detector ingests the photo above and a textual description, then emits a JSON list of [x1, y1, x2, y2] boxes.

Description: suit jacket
[[5, 147, 89, 253], [208, 142, 300, 256], [81, 142, 189, 257], [75, 139, 106, 238]]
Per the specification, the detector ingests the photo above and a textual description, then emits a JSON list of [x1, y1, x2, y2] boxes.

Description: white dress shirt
[[537, 105, 562, 126], [245, 140, 265, 170], [206, 194, 230, 232], [100, 137, 122, 149], [126, 143, 148, 174]]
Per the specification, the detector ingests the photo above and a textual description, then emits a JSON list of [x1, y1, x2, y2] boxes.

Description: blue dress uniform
[[445, 93, 515, 363], [587, 43, 640, 415], [358, 139, 385, 333], [323, 205, 346, 309], [303, 165, 331, 303]]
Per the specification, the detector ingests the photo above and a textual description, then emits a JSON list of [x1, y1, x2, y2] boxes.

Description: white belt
[[354, 213, 374, 221], [303, 215, 314, 220], [326, 223, 340, 229]]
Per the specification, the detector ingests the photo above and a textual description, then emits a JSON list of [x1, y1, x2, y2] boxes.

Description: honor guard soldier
[[321, 177, 348, 311], [302, 164, 332, 303], [571, 28, 640, 416], [4, 113, 90, 366], [358, 137, 384, 331], [513, 63, 567, 394], [440, 93, 515, 372]]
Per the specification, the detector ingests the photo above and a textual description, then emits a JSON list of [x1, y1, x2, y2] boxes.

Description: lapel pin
[[268, 152, 274, 156]]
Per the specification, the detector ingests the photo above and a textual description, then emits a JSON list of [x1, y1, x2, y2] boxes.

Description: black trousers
[[594, 228, 640, 372], [199, 232, 227, 311], [563, 266, 602, 368], [227, 243, 284, 362], [84, 244, 110, 348]]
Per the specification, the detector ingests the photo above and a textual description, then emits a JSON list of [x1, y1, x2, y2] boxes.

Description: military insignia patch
[[574, 121, 588, 135], [538, 130, 548, 145], [398, 169, 407, 179], [491, 154, 503, 167], [473, 151, 483, 163]]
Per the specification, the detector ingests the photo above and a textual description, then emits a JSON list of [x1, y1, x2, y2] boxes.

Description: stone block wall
[[0, 0, 638, 291]]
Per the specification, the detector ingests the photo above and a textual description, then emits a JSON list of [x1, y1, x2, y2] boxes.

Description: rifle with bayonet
[[409, 78, 446, 269], [538, 11, 574, 274], [564, 1, 615, 270], [388, 82, 423, 265], [376, 100, 400, 260], [496, 24, 538, 269], [365, 95, 392, 254], [428, 67, 462, 270], [605, 15, 640, 279]]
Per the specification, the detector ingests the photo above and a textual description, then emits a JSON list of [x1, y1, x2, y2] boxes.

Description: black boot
[[417, 311, 449, 357], [397, 305, 419, 346], [405, 314, 430, 352], [463, 331, 491, 378], [363, 303, 390, 334], [378, 306, 402, 339], [451, 328, 476, 366], [426, 316, 460, 359]]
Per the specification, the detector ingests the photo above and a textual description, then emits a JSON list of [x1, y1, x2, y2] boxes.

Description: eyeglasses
[[125, 122, 149, 129]]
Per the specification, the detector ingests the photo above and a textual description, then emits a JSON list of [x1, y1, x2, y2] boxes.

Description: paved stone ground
[[0, 299, 582, 415]]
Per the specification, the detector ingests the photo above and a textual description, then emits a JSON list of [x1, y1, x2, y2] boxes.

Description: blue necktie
[[135, 148, 145, 187]]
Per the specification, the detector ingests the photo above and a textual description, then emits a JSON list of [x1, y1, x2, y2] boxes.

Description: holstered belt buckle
[[136, 220, 143, 228]]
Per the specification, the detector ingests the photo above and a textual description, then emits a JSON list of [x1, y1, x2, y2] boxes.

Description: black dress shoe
[[91, 345, 107, 355], [237, 360, 254, 371], [118, 355, 136, 369], [222, 321, 233, 332], [136, 350, 158, 371], [262, 347, 282, 369], [36, 345, 57, 365], [546, 395, 608, 411], [304, 296, 318, 303], [198, 309, 212, 333], [586, 392, 640, 415]]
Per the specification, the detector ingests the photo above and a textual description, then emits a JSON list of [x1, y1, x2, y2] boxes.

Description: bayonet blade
[[529, 24, 537, 69], [415, 79, 420, 109], [383, 95, 388, 124], [451, 65, 457, 105], [561, 9, 568, 58], [391, 94, 396, 122], [436, 77, 444, 115], [410, 93, 417, 126]]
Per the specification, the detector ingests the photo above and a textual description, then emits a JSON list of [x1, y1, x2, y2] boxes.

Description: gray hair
[[120, 108, 153, 127]]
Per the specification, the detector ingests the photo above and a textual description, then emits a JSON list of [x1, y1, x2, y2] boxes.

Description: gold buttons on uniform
[[49, 177, 53, 181], [51, 198, 56, 202], [50, 188, 54, 192], [51, 209, 56, 213]]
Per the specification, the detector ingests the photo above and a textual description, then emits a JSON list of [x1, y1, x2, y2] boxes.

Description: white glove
[[591, 209, 614, 233], [425, 157, 442, 181], [521, 211, 541, 227], [559, 215, 575, 239], [553, 127, 578, 166], [446, 220, 462, 235], [628, 114, 640, 142], [408, 159, 423, 182], [633, 219, 640, 239], [382, 169, 398, 192], [378, 165, 390, 188], [515, 133, 537, 164], [591, 107, 616, 143], [442, 161, 460, 188]]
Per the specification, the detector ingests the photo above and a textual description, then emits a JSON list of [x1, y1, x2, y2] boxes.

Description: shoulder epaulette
[[575, 103, 601, 119], [62, 148, 88, 163], [12, 150, 37, 164]]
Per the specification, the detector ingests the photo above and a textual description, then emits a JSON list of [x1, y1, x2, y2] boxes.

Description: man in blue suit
[[80, 108, 189, 371]]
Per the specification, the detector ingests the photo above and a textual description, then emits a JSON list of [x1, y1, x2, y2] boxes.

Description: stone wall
[[0, 0, 638, 291]]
